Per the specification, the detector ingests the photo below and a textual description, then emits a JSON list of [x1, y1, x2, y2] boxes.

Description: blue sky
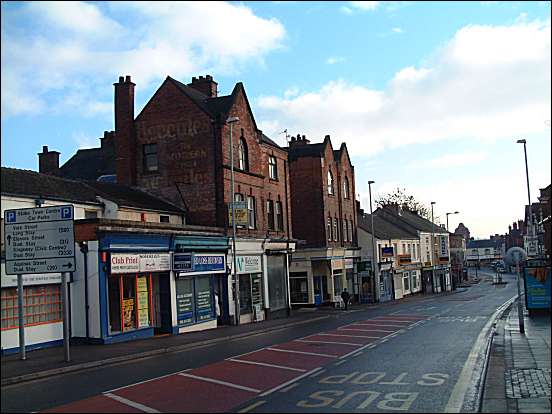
[[1, 1, 551, 238]]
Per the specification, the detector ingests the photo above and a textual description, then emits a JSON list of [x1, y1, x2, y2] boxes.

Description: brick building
[[286, 134, 359, 306], [44, 74, 296, 324]]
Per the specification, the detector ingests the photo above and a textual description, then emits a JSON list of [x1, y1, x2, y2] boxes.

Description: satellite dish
[[504, 247, 527, 266]]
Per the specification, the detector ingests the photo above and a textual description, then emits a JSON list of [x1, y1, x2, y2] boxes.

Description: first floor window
[[143, 144, 158, 172], [275, 201, 284, 231], [348, 219, 353, 242], [1, 285, 62, 330], [343, 219, 348, 242], [267, 200, 275, 230], [327, 217, 332, 241], [333, 217, 339, 241], [247, 196, 256, 229]]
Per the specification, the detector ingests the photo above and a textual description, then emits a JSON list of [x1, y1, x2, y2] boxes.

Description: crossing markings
[[238, 400, 267, 413], [296, 339, 361, 347], [317, 332, 381, 339], [178, 372, 261, 393], [227, 358, 307, 372], [266, 347, 339, 358], [279, 383, 300, 393], [338, 326, 394, 333], [259, 367, 323, 397]]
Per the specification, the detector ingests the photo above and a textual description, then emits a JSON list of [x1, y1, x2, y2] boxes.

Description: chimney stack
[[188, 74, 218, 97], [38, 145, 60, 175], [114, 75, 136, 185], [289, 133, 311, 147]]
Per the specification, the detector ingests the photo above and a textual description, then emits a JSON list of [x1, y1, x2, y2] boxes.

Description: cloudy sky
[[1, 1, 550, 238]]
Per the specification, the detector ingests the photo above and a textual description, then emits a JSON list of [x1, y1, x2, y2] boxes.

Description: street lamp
[[446, 211, 459, 233], [227, 116, 240, 325], [431, 201, 436, 293], [368, 180, 378, 303], [517, 139, 533, 255]]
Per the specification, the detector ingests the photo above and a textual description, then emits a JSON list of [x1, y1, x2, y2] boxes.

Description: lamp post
[[368, 180, 378, 303], [516, 139, 534, 256], [446, 211, 459, 233], [431, 201, 436, 293], [227, 116, 240, 326]]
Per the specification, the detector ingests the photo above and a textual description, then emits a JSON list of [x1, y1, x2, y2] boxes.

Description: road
[[1, 268, 517, 413]]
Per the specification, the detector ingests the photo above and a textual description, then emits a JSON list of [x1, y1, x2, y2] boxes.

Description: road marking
[[338, 327, 394, 333], [352, 323, 406, 328], [317, 333, 381, 339], [339, 331, 396, 359], [370, 319, 413, 323], [335, 360, 347, 366], [238, 400, 267, 413], [279, 383, 300, 393], [227, 358, 306, 372], [266, 347, 338, 358], [444, 295, 517, 413], [104, 393, 160, 413], [310, 369, 326, 378], [104, 369, 191, 393], [352, 352, 363, 357], [178, 372, 260, 393], [259, 367, 323, 397], [296, 339, 360, 346]]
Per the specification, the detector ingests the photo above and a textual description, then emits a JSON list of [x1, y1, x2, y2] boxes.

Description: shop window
[[195, 276, 214, 322], [269, 156, 278, 180], [267, 200, 275, 230], [85, 210, 98, 219], [403, 272, 410, 292], [247, 196, 256, 229], [175, 275, 215, 327], [1, 285, 61, 330], [333, 270, 343, 296], [108, 274, 152, 334], [239, 274, 253, 314], [276, 201, 284, 231], [143, 144, 158, 172], [160, 215, 170, 223], [290, 272, 309, 303]]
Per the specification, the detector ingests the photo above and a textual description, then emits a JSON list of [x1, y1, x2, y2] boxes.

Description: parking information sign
[[4, 205, 75, 275]]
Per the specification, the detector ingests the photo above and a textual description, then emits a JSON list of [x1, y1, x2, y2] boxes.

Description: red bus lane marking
[[235, 348, 335, 370], [316, 332, 382, 340], [352, 322, 408, 328], [227, 358, 307, 372], [303, 333, 375, 345], [42, 394, 144, 413], [296, 339, 362, 346], [186, 360, 302, 391], [112, 374, 257, 413], [339, 326, 395, 333], [270, 340, 358, 357], [104, 394, 160, 413]]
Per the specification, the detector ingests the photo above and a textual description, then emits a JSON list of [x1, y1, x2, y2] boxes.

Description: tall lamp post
[[446, 211, 459, 233], [516, 139, 533, 256], [431, 201, 436, 293], [368, 180, 378, 303], [227, 116, 240, 325]]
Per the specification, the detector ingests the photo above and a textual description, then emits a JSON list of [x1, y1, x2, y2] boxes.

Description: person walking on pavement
[[341, 288, 351, 311]]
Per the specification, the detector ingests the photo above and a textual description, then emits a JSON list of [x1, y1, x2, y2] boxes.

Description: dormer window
[[239, 138, 249, 171], [327, 170, 334, 195]]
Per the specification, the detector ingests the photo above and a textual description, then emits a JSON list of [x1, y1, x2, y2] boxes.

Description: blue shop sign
[[524, 266, 551, 309], [174, 253, 226, 274]]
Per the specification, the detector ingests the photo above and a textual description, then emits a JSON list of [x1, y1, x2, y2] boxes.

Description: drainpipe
[[80, 241, 90, 339]]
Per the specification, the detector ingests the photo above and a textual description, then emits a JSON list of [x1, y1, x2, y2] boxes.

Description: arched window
[[343, 176, 349, 199], [239, 138, 249, 171], [327, 170, 334, 195]]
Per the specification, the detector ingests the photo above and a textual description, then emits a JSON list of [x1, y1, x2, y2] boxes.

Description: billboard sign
[[228, 201, 248, 226]]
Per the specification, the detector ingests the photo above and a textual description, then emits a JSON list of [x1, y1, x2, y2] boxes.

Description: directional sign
[[4, 205, 75, 275]]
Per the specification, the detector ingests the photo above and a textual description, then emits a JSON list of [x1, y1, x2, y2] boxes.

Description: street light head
[[454, 211, 459, 214], [431, 201, 436, 205], [516, 139, 526, 144], [368, 180, 375, 185], [226, 116, 239, 124]]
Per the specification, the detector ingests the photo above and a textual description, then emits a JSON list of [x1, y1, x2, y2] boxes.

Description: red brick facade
[[288, 135, 357, 248], [114, 75, 291, 240]]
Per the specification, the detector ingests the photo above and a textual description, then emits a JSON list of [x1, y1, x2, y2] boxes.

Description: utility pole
[[227, 116, 240, 325]]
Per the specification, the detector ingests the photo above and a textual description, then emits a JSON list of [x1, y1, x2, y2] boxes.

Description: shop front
[[235, 255, 264, 324], [379, 262, 394, 302]]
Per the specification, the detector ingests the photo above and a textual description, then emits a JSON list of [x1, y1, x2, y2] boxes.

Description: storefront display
[[267, 255, 287, 311]]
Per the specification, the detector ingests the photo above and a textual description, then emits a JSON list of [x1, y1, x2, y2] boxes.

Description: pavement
[[481, 294, 551, 413]]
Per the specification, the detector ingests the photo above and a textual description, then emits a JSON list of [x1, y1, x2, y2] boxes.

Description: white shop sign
[[345, 258, 354, 269], [235, 255, 262, 274], [111, 253, 170, 274]]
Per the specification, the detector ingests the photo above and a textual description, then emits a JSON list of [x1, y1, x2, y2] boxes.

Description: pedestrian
[[341, 288, 350, 311]]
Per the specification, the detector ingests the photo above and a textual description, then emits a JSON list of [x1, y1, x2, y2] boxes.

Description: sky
[[1, 1, 550, 239]]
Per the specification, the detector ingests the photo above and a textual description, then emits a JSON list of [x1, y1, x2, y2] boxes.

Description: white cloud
[[340, 6, 353, 15], [72, 131, 98, 149], [392, 27, 404, 34], [326, 56, 346, 65], [349, 1, 380, 11], [256, 19, 551, 157], [1, 1, 286, 118], [411, 151, 489, 169]]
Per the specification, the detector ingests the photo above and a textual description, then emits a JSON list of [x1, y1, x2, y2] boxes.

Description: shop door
[[158, 273, 172, 334], [379, 271, 393, 302], [314, 276, 323, 305]]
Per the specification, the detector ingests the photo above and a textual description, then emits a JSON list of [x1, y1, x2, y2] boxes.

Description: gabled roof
[[60, 147, 115, 180], [261, 133, 283, 149], [1, 167, 185, 214], [358, 213, 418, 240], [375, 206, 447, 234], [287, 135, 333, 162]]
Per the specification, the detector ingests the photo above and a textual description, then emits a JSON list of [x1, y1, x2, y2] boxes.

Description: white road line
[[259, 367, 322, 397], [338, 327, 393, 333], [338, 331, 397, 359], [352, 323, 406, 328], [296, 339, 360, 346], [317, 333, 381, 339], [335, 360, 347, 366], [104, 393, 160, 413], [309, 369, 326, 378], [227, 358, 306, 372], [370, 319, 413, 323], [279, 383, 300, 393], [178, 372, 260, 393], [238, 400, 267, 413], [104, 369, 191, 393], [266, 347, 338, 358]]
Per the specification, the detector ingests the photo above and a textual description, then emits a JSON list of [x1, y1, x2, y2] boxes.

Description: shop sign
[[236, 255, 262, 274], [439, 235, 448, 258], [174, 254, 226, 274], [345, 258, 354, 269], [381, 247, 394, 258], [332, 258, 344, 270], [228, 201, 248, 226], [397, 254, 411, 265], [111, 253, 170, 274], [173, 254, 193, 272], [380, 263, 393, 271]]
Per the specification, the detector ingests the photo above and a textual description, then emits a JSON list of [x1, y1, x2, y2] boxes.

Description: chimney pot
[[199, 75, 204, 80], [43, 145, 48, 153], [325, 135, 330, 139], [125, 75, 131, 83], [192, 76, 197, 82], [206, 75, 212, 80], [119, 76, 124, 83], [302, 135, 306, 140]]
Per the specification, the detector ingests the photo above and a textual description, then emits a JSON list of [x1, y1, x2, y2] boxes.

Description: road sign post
[[4, 205, 75, 360], [505, 247, 527, 334]]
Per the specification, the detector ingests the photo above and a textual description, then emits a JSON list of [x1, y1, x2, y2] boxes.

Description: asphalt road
[[1, 268, 517, 413]]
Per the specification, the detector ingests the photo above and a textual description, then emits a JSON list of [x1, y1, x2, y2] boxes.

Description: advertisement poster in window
[[136, 276, 149, 328], [195, 277, 213, 321], [176, 278, 194, 325], [123, 298, 135, 330]]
